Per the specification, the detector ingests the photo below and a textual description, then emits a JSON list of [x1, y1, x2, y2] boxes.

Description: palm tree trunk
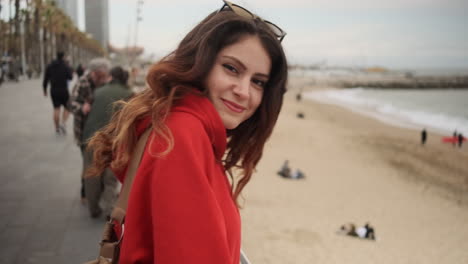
[[13, 0, 20, 58], [20, 20, 26, 75], [7, 0, 13, 55], [0, 0, 5, 55]]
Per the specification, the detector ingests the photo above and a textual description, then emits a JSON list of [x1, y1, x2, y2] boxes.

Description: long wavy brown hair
[[87, 10, 288, 206]]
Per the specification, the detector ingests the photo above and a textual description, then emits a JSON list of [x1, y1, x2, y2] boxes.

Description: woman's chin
[[222, 119, 241, 130]]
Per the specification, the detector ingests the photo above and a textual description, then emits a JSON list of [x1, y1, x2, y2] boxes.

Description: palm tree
[[1, 0, 107, 75]]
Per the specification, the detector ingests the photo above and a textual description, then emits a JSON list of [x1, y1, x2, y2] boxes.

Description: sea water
[[304, 88, 468, 135]]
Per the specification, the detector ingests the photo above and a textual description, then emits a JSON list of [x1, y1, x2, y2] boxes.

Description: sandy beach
[[240, 76, 468, 263]]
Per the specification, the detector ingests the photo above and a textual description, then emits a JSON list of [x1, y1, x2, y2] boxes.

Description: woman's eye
[[253, 79, 266, 88], [223, 64, 238, 73]]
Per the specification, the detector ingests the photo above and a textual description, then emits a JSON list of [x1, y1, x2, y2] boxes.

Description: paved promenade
[[0, 79, 104, 263]]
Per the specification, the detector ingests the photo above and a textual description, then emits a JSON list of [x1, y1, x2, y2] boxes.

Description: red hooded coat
[[116, 93, 241, 263]]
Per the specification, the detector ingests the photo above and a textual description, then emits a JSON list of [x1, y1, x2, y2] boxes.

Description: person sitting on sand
[[291, 169, 305, 179], [339, 222, 376, 240], [339, 223, 357, 236], [296, 92, 302, 102], [278, 160, 291, 178], [278, 161, 305, 180], [356, 223, 376, 240]]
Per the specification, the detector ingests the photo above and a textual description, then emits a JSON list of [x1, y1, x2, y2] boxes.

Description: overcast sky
[[78, 0, 468, 70]]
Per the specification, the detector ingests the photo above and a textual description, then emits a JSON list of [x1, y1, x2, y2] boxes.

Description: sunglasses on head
[[218, 0, 287, 42]]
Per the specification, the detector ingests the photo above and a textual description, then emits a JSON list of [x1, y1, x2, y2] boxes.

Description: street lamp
[[131, 0, 144, 66], [134, 0, 144, 48]]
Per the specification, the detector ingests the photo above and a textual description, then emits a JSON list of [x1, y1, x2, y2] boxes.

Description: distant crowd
[[42, 51, 136, 219], [0, 55, 23, 84]]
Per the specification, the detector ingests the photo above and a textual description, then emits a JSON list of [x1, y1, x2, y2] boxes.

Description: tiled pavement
[[0, 79, 106, 264]]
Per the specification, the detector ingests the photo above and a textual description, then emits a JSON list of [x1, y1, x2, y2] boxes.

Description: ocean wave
[[304, 89, 468, 135]]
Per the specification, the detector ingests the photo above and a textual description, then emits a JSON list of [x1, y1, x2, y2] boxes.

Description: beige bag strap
[[110, 129, 152, 224], [85, 129, 152, 264]]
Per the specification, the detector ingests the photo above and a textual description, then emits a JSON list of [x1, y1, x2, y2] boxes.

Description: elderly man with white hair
[[70, 57, 111, 218]]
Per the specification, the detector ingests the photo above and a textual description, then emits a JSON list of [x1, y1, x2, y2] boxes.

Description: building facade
[[84, 0, 109, 52]]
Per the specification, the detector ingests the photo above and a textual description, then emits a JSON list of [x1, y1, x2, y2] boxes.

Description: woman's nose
[[233, 78, 250, 100]]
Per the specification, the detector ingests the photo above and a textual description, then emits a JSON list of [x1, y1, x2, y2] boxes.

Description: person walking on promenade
[[42, 51, 73, 134], [82, 66, 133, 219], [0, 64, 4, 86], [70, 58, 111, 209], [86, 1, 287, 262], [0, 59, 7, 85], [76, 64, 85, 78], [421, 128, 427, 145]]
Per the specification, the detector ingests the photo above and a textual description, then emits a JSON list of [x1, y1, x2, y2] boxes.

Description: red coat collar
[[171, 92, 227, 161], [136, 91, 226, 161]]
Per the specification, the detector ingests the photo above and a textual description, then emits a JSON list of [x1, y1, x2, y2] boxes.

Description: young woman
[[87, 1, 287, 263]]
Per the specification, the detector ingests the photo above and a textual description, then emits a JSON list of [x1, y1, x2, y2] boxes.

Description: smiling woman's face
[[205, 35, 272, 130]]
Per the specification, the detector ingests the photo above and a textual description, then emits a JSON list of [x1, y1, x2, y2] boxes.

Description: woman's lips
[[222, 99, 245, 113]]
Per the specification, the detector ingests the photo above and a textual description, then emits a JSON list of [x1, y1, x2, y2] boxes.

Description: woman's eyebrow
[[222, 55, 246, 71], [222, 55, 269, 78], [254, 72, 270, 79]]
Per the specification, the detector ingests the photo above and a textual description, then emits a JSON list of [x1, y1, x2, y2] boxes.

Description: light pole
[[133, 0, 143, 65]]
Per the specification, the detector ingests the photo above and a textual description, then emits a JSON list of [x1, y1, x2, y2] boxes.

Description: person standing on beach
[[86, 1, 287, 262], [42, 51, 73, 135], [458, 133, 464, 148], [421, 129, 427, 145], [70, 58, 111, 208], [453, 130, 457, 147]]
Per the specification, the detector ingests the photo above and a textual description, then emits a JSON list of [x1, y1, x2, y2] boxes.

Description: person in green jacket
[[82, 66, 134, 218]]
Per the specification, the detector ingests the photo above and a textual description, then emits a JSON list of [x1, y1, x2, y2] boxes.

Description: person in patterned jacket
[[69, 58, 111, 210]]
